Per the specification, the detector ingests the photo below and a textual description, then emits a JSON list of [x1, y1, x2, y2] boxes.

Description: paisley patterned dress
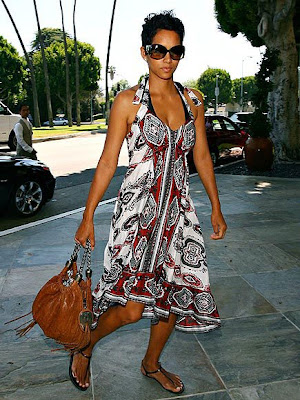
[[93, 76, 220, 332]]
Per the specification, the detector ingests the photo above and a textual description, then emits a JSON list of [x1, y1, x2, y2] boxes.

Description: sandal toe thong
[[141, 360, 184, 394], [69, 351, 91, 392]]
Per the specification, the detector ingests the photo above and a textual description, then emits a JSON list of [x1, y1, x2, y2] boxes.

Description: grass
[[33, 119, 107, 138]]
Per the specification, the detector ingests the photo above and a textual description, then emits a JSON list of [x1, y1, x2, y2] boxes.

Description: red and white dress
[[93, 76, 221, 332]]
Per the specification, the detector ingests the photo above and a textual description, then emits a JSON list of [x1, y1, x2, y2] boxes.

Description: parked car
[[0, 101, 19, 150], [43, 117, 68, 126], [230, 112, 253, 132], [0, 153, 55, 216], [188, 114, 249, 170]]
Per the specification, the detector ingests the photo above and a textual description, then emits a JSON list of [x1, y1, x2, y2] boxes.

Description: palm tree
[[31, 27, 68, 52], [1, 0, 41, 127], [105, 0, 117, 123], [59, 0, 72, 127], [73, 0, 81, 126], [33, 0, 53, 127]]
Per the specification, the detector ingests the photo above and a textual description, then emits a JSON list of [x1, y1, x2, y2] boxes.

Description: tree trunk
[[1, 0, 41, 127], [33, 0, 53, 128], [73, 0, 81, 126], [258, 0, 300, 160], [60, 0, 72, 127], [105, 0, 117, 124], [33, 0, 53, 127]]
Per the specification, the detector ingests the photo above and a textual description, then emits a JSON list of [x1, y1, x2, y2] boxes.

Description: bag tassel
[[5, 311, 32, 325], [16, 320, 36, 337]]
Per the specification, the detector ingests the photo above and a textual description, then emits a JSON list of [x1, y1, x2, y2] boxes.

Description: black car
[[188, 114, 249, 171], [0, 154, 55, 216]]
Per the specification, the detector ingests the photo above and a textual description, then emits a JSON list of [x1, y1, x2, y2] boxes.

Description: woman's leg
[[71, 300, 145, 388], [141, 313, 183, 393]]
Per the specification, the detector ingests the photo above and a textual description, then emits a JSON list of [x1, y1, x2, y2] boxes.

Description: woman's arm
[[75, 90, 134, 248], [189, 89, 227, 240]]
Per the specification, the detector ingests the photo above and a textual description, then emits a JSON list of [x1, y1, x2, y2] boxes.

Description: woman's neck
[[148, 72, 176, 96]]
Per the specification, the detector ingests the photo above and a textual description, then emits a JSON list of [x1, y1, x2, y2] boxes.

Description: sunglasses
[[145, 44, 185, 60]]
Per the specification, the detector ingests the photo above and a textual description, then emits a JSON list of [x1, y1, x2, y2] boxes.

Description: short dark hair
[[141, 10, 185, 47], [19, 103, 29, 111]]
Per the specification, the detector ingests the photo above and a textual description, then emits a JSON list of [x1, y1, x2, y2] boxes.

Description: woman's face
[[141, 29, 182, 80]]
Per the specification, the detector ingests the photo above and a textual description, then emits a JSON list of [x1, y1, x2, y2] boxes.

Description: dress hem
[[92, 290, 221, 333]]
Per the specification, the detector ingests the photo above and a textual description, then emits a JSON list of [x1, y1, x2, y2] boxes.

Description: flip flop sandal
[[69, 350, 91, 391], [141, 360, 184, 394]]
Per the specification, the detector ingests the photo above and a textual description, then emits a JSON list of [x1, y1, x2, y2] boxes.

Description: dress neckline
[[147, 82, 191, 132]]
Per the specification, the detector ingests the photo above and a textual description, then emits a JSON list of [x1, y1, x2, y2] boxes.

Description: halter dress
[[93, 76, 221, 332]]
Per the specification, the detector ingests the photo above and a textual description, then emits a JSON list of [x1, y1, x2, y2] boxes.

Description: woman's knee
[[119, 302, 144, 325]]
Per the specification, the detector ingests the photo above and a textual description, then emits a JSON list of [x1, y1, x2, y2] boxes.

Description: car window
[[212, 119, 222, 131], [223, 119, 236, 131], [0, 105, 9, 115]]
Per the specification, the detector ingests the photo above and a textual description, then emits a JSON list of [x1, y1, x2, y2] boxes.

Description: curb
[[32, 128, 107, 143]]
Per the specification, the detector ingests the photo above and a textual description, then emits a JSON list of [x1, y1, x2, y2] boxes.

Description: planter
[[244, 137, 274, 171]]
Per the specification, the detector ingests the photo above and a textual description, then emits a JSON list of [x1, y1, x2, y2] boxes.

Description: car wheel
[[63, 122, 67, 126], [11, 180, 44, 216], [8, 130, 17, 151], [210, 149, 219, 166]]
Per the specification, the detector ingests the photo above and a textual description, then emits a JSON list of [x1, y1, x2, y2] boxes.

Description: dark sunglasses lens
[[149, 45, 166, 59], [170, 46, 185, 60]]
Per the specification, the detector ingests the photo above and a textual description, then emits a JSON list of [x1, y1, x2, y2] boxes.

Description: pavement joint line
[[281, 312, 300, 333], [193, 333, 231, 395], [156, 389, 229, 400], [0, 197, 117, 238]]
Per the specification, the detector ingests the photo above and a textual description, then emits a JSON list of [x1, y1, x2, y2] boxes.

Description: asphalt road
[[0, 132, 243, 232], [0, 132, 129, 231]]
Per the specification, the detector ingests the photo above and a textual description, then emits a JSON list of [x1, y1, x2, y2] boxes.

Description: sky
[[1, 0, 264, 91]]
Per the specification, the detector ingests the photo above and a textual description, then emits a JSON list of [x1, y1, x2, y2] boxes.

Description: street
[[0, 132, 129, 231], [0, 132, 243, 232]]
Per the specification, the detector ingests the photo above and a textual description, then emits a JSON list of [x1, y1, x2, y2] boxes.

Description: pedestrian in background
[[14, 104, 37, 159]]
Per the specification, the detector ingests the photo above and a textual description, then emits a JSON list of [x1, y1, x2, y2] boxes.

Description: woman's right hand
[[75, 218, 95, 250]]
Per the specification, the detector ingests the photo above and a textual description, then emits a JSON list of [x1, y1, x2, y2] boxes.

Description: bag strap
[[69, 240, 92, 280]]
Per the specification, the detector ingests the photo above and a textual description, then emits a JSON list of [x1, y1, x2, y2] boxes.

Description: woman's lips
[[162, 67, 172, 72]]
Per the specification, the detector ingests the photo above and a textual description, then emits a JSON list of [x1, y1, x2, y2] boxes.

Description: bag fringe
[[16, 320, 36, 337], [5, 311, 32, 325]]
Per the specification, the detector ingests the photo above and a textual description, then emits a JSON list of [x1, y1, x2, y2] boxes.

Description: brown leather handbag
[[9, 241, 93, 352]]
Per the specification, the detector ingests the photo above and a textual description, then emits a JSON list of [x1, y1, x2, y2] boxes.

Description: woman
[[72, 11, 227, 394]]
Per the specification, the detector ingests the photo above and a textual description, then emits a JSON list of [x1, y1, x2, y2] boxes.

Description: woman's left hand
[[210, 209, 227, 240]]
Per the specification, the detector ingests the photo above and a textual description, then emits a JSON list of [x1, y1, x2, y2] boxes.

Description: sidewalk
[[1, 173, 300, 400]]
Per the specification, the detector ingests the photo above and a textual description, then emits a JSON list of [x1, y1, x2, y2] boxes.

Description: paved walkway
[[1, 174, 300, 400]]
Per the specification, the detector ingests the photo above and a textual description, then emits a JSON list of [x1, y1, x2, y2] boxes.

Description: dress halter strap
[[132, 75, 202, 117], [132, 76, 150, 106]]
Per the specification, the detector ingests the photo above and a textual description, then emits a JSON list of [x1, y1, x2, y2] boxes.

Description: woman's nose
[[163, 52, 172, 63]]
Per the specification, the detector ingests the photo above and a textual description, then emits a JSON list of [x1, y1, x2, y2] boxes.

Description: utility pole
[[214, 74, 219, 114], [241, 56, 253, 111]]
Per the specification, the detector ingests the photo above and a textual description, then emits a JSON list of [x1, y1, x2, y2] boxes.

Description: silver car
[[43, 117, 68, 126]]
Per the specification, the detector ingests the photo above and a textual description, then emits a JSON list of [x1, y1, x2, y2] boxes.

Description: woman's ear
[[140, 46, 147, 61]]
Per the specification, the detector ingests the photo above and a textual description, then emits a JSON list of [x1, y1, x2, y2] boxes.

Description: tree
[[1, 0, 41, 126], [197, 68, 232, 107], [31, 27, 69, 52], [232, 76, 256, 107], [73, 0, 81, 126], [32, 39, 101, 122], [110, 79, 129, 97], [0, 36, 24, 106], [182, 79, 198, 90], [215, 0, 300, 160], [105, 0, 117, 122], [33, 0, 53, 127], [59, 0, 72, 126]]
